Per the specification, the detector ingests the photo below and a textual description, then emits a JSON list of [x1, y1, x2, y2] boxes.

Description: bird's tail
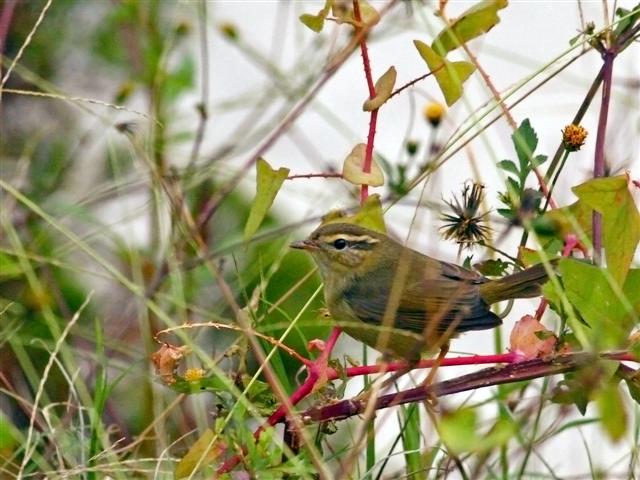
[[479, 262, 555, 305]]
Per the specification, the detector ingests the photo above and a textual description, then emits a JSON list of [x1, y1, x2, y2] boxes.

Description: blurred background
[[1, 1, 639, 478]]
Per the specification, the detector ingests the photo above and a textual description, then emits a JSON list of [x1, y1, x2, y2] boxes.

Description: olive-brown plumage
[[291, 223, 550, 359]]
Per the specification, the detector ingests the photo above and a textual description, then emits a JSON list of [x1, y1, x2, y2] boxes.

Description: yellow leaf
[[363, 66, 397, 111], [341, 143, 384, 187], [175, 429, 226, 478]]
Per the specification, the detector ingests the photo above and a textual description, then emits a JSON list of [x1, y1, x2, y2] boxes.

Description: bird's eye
[[333, 238, 347, 250]]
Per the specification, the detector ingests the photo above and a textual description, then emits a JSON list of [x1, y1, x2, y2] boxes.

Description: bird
[[291, 222, 552, 359]]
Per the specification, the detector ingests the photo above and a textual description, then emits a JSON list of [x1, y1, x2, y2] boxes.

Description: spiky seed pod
[[440, 182, 490, 249]]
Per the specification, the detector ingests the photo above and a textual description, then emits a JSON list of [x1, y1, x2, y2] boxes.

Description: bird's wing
[[343, 252, 500, 336]]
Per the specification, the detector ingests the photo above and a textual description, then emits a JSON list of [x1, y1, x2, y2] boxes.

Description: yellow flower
[[424, 102, 445, 127], [184, 368, 206, 382], [562, 124, 588, 152]]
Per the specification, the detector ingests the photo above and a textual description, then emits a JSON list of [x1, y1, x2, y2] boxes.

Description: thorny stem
[[287, 172, 343, 180], [300, 351, 638, 424], [354, 0, 378, 204]]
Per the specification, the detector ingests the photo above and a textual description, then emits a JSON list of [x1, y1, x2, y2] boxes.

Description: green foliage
[[439, 408, 516, 454], [595, 382, 627, 441], [413, 40, 476, 106], [299, 0, 333, 33], [320, 194, 387, 234], [497, 119, 548, 220], [3, 1, 639, 478], [432, 0, 508, 55], [573, 175, 640, 285], [244, 158, 290, 242]]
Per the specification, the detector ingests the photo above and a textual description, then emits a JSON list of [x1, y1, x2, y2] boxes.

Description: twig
[[286, 172, 343, 180], [300, 351, 638, 424]]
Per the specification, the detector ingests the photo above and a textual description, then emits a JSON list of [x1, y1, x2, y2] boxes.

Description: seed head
[[562, 124, 588, 152], [440, 182, 490, 248]]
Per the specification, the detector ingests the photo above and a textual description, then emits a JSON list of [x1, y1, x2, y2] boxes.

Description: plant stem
[[592, 49, 615, 265], [300, 351, 638, 423], [354, 0, 377, 204]]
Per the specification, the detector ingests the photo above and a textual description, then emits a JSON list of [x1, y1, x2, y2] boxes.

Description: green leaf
[[595, 383, 627, 441], [439, 408, 477, 453], [497, 159, 519, 176], [517, 241, 561, 268], [413, 40, 475, 106], [321, 194, 386, 234], [363, 66, 397, 111], [613, 4, 640, 38], [300, 13, 325, 32], [622, 373, 640, 405], [559, 259, 640, 349], [511, 118, 538, 184], [474, 258, 510, 276], [244, 158, 290, 242], [342, 143, 385, 187], [439, 408, 515, 454], [333, 0, 380, 27], [299, 0, 333, 32], [536, 200, 593, 244], [551, 375, 590, 414], [432, 0, 508, 56], [573, 175, 640, 285], [0, 252, 23, 279]]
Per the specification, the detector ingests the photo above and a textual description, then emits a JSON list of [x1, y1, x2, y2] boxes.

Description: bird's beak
[[290, 239, 317, 250]]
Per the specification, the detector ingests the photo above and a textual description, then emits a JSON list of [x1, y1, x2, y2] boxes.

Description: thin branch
[[299, 351, 638, 424]]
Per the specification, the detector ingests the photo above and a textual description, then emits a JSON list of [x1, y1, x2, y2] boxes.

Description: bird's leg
[[420, 343, 449, 405]]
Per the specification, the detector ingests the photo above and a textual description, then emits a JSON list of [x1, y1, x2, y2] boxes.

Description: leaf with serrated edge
[[363, 66, 397, 111], [573, 175, 640, 285], [244, 158, 290, 242], [432, 0, 508, 55], [414, 40, 475, 106], [511, 119, 538, 182], [342, 143, 384, 187]]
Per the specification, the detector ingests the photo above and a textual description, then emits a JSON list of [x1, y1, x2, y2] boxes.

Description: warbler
[[291, 222, 552, 359]]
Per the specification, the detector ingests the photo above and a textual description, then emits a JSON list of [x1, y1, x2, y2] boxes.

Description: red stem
[[354, 0, 377, 204]]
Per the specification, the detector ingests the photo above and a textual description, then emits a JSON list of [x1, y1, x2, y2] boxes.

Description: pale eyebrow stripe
[[320, 234, 380, 244]]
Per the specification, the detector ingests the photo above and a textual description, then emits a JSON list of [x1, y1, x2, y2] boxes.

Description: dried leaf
[[342, 143, 384, 187], [151, 343, 190, 385], [509, 315, 557, 359]]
